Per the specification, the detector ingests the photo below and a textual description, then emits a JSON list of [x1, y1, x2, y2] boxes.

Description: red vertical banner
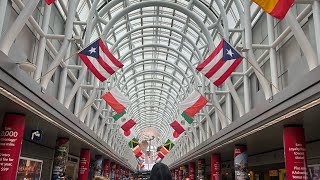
[[234, 145, 248, 180], [283, 125, 308, 180], [0, 113, 25, 180], [115, 164, 120, 180], [198, 159, 205, 180], [78, 149, 90, 180], [178, 169, 183, 180], [189, 162, 195, 180], [171, 170, 175, 180], [103, 159, 111, 177], [211, 154, 221, 180]]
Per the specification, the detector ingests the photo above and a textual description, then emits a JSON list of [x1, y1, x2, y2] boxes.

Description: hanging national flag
[[137, 157, 144, 164], [159, 147, 169, 156], [116, 114, 136, 133], [155, 156, 162, 163], [113, 110, 126, 121], [128, 138, 142, 157], [78, 38, 123, 82], [102, 87, 131, 114], [158, 152, 165, 159], [45, 0, 56, 5], [178, 91, 208, 123], [170, 120, 188, 136], [196, 39, 243, 86], [135, 151, 143, 158], [128, 138, 140, 149], [157, 139, 175, 158], [163, 139, 175, 151], [252, 0, 294, 19]]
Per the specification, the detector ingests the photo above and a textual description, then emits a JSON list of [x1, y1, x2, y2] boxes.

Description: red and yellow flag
[[252, 0, 294, 19]]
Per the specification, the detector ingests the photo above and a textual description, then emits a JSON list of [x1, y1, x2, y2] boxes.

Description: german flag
[[252, 0, 294, 19]]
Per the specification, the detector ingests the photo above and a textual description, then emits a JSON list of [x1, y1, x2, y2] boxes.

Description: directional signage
[[31, 130, 42, 141]]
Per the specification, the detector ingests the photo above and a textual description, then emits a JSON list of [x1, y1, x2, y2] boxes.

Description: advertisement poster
[[0, 114, 25, 180], [16, 157, 43, 180], [308, 165, 320, 180], [198, 159, 205, 180], [52, 138, 69, 179], [94, 155, 103, 176], [234, 145, 249, 180]]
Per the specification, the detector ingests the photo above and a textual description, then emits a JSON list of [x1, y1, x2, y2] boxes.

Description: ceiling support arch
[[129, 87, 180, 105], [110, 25, 202, 60], [129, 99, 177, 121]]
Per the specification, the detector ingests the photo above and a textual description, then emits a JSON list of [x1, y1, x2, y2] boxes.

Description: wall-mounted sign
[[31, 130, 42, 141], [17, 157, 43, 180], [269, 170, 279, 177]]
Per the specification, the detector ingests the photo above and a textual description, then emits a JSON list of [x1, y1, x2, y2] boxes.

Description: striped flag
[[253, 0, 294, 19], [178, 91, 208, 123], [196, 39, 243, 86], [155, 156, 161, 163], [137, 157, 144, 164], [78, 38, 123, 82], [102, 87, 131, 114]]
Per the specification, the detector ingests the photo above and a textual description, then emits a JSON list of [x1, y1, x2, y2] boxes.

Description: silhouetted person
[[150, 162, 172, 180]]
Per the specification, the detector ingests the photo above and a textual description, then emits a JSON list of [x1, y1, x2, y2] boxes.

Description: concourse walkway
[[0, 0, 320, 180]]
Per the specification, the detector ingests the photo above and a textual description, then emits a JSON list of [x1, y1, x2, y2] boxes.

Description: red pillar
[[198, 159, 205, 180], [0, 113, 25, 180], [211, 154, 221, 180], [283, 125, 308, 180], [171, 170, 175, 179], [103, 159, 111, 178], [178, 168, 183, 180], [234, 145, 248, 180], [115, 164, 120, 180], [189, 162, 195, 180], [78, 149, 90, 180]]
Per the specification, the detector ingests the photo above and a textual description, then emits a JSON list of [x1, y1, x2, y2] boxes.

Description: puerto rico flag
[[78, 38, 123, 82], [196, 39, 243, 86]]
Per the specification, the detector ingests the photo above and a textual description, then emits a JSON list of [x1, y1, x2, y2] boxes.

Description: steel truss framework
[[0, 0, 319, 167]]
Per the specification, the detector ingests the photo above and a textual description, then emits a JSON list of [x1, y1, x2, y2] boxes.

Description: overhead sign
[[31, 130, 42, 141]]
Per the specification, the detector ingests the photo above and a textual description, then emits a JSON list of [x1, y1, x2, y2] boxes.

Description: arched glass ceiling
[[65, 0, 263, 146]]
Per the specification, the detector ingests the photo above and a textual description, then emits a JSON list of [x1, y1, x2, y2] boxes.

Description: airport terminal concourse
[[0, 0, 319, 179]]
